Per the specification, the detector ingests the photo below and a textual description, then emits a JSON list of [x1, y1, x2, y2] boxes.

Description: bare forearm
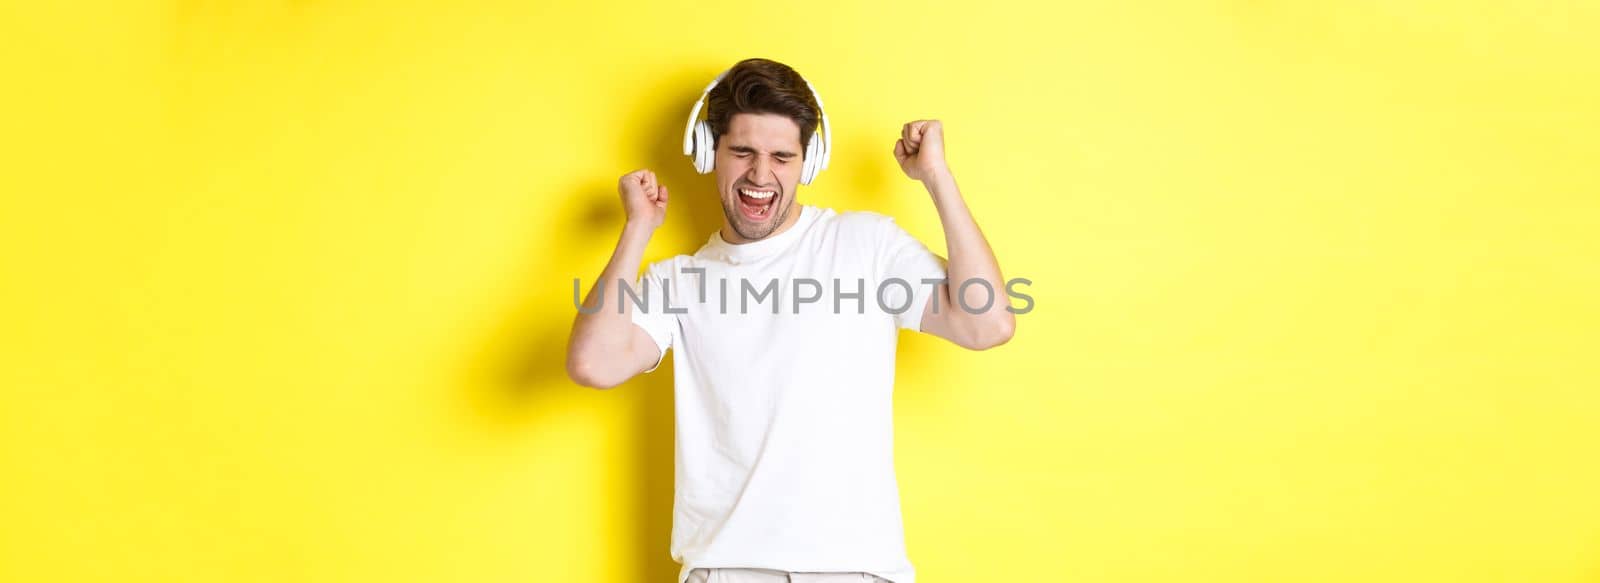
[[893, 119, 1014, 348], [923, 168, 1014, 342], [568, 221, 653, 379]]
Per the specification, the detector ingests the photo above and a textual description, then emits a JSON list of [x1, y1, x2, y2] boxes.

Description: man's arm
[[566, 169, 670, 389], [894, 120, 1016, 350]]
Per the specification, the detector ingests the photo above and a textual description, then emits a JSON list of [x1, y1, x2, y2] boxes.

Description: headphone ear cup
[[800, 133, 821, 185], [818, 122, 830, 172], [695, 121, 715, 174], [691, 122, 703, 173]]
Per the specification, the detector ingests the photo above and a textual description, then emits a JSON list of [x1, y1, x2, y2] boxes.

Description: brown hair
[[705, 58, 820, 156]]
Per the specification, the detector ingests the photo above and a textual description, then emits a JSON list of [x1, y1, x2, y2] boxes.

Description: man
[[566, 58, 1014, 583]]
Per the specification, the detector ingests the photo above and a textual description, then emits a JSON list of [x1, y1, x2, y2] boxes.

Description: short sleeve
[[628, 260, 676, 373], [878, 217, 948, 331]]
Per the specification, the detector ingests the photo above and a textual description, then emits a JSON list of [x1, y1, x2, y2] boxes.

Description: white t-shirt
[[628, 205, 946, 583]]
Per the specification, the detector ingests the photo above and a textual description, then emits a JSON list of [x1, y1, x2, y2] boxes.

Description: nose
[[749, 156, 772, 184]]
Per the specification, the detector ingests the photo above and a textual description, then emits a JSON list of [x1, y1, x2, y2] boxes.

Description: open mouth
[[736, 186, 778, 221]]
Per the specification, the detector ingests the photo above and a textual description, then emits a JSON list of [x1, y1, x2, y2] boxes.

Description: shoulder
[[641, 254, 696, 280], [822, 207, 894, 228], [812, 207, 908, 241]]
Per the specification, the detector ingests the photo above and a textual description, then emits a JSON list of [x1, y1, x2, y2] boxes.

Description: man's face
[[714, 112, 805, 243]]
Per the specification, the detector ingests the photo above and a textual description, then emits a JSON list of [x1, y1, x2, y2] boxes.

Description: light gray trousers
[[686, 567, 891, 583]]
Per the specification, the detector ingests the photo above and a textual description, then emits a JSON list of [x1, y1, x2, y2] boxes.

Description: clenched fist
[[893, 119, 949, 182], [618, 169, 669, 230]]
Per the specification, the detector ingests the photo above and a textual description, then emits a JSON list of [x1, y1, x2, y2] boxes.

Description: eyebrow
[[728, 145, 799, 159]]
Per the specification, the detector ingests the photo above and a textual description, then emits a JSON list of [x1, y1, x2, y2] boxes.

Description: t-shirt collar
[[701, 204, 819, 265]]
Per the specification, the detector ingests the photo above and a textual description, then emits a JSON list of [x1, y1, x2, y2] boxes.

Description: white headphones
[[681, 68, 833, 185]]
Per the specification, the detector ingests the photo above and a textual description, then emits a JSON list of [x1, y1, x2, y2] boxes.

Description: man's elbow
[[965, 313, 1016, 350], [566, 351, 622, 389]]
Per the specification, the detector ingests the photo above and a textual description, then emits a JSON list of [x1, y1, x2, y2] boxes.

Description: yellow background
[[3, 1, 1597, 581]]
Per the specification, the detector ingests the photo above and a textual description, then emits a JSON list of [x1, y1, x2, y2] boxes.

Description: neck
[[721, 203, 803, 244]]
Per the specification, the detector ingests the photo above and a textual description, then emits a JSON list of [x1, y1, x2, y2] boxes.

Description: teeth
[[739, 188, 775, 200]]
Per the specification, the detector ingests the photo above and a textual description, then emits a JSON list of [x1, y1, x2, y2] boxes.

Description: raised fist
[[893, 119, 949, 182], [618, 169, 668, 230]]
